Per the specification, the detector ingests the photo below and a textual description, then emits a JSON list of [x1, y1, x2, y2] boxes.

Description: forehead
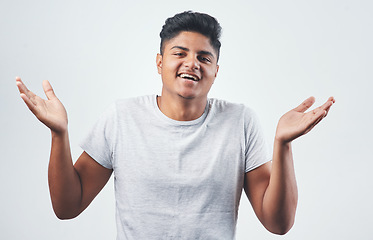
[[164, 31, 216, 54]]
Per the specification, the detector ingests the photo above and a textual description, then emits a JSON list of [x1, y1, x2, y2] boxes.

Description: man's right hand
[[16, 77, 68, 134]]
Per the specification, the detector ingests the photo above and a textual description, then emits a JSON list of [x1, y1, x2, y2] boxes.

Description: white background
[[1, 0, 372, 239]]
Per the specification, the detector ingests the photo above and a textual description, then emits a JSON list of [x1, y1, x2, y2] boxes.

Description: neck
[[157, 94, 207, 121]]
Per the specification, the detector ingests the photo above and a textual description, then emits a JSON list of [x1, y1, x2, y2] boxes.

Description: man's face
[[156, 31, 219, 101]]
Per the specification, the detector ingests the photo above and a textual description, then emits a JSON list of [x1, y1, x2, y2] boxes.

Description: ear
[[156, 53, 163, 74]]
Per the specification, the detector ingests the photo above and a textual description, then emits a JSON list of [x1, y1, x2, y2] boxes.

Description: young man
[[16, 11, 335, 239]]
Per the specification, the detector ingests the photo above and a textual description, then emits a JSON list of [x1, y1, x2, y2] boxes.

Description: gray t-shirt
[[81, 95, 271, 240]]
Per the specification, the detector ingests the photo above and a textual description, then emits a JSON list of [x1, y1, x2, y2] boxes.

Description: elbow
[[262, 200, 298, 235], [270, 226, 292, 235], [266, 218, 295, 235], [55, 213, 76, 220], [50, 198, 84, 220], [55, 211, 78, 220], [53, 207, 81, 220]]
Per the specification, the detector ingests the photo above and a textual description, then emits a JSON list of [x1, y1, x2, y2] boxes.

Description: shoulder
[[208, 97, 256, 120], [207, 98, 262, 133], [94, 95, 155, 121], [109, 95, 157, 123], [114, 95, 155, 108], [109, 95, 155, 115]]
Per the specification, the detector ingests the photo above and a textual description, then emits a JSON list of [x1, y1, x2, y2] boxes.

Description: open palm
[[276, 96, 335, 143], [16, 77, 68, 134]]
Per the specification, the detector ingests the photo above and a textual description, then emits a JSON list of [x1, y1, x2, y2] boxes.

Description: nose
[[184, 55, 200, 70]]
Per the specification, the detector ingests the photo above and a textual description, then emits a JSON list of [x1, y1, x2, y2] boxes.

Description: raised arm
[[244, 96, 335, 234], [16, 77, 112, 219]]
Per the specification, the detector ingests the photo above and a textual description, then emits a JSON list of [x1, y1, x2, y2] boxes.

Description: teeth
[[179, 73, 198, 81]]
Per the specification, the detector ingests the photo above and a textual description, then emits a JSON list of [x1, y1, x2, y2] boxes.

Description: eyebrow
[[170, 46, 215, 59]]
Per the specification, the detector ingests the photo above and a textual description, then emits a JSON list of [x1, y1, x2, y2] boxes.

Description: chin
[[177, 93, 196, 100]]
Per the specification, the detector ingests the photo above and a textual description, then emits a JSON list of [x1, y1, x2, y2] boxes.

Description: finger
[[320, 99, 334, 111], [305, 109, 326, 132], [324, 96, 335, 116], [294, 96, 316, 113], [16, 77, 39, 104], [302, 96, 334, 135], [310, 110, 327, 130], [328, 96, 336, 104], [16, 77, 30, 96], [315, 97, 335, 117], [42, 80, 56, 100], [323, 103, 333, 118], [19, 92, 38, 114], [304, 114, 323, 135]]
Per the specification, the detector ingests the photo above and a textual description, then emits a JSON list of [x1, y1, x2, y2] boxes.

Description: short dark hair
[[159, 11, 222, 61]]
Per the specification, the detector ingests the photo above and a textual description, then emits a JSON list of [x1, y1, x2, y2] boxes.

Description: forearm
[[48, 130, 82, 219], [16, 78, 86, 218], [250, 96, 334, 234], [261, 140, 298, 234]]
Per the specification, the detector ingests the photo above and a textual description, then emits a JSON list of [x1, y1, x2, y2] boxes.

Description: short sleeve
[[80, 103, 117, 169], [244, 108, 272, 172]]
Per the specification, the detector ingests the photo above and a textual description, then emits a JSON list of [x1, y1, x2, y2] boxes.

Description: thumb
[[42, 80, 57, 100]]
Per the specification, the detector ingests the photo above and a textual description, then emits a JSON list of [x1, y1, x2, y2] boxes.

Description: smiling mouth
[[178, 73, 200, 81]]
